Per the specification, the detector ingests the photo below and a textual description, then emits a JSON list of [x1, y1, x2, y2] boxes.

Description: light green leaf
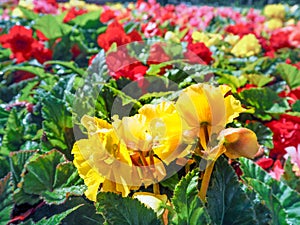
[[96, 192, 162, 225], [277, 63, 300, 90], [206, 156, 258, 225], [44, 61, 85, 76], [243, 74, 274, 87], [171, 169, 210, 225], [34, 15, 73, 40]]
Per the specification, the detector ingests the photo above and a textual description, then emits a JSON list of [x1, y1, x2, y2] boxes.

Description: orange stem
[[198, 160, 215, 202]]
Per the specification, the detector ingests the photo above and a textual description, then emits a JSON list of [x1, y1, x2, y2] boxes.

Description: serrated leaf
[[33, 15, 73, 40], [9, 150, 37, 185], [238, 87, 290, 120], [1, 109, 25, 156], [0, 173, 14, 225], [245, 121, 274, 149], [206, 156, 257, 225], [96, 192, 162, 225], [240, 158, 300, 224], [277, 63, 300, 90], [21, 150, 84, 204], [245, 178, 288, 225], [171, 169, 210, 225], [41, 93, 73, 155]]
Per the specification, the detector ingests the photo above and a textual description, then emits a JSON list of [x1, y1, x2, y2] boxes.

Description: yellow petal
[[219, 128, 260, 159], [224, 95, 246, 124]]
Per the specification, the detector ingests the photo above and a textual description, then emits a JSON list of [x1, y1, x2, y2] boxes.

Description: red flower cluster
[[225, 23, 255, 37], [184, 42, 213, 65], [0, 25, 52, 63], [106, 48, 148, 81], [266, 114, 300, 159], [97, 21, 142, 51]]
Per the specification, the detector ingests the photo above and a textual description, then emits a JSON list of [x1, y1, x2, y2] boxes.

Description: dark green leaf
[[9, 150, 37, 185], [277, 63, 300, 90], [20, 205, 82, 225], [68, 10, 102, 28], [96, 192, 162, 225], [206, 156, 257, 225], [41, 93, 73, 155], [240, 158, 300, 225], [238, 87, 290, 120], [31, 197, 104, 225], [1, 109, 25, 156], [292, 100, 300, 113], [21, 150, 84, 204], [171, 169, 210, 225], [0, 173, 14, 225]]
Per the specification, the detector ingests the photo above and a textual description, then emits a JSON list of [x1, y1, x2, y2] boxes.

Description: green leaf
[[206, 156, 258, 225], [44, 61, 85, 76], [243, 74, 274, 87], [216, 73, 247, 91], [96, 192, 162, 225], [240, 158, 300, 224], [171, 169, 210, 225], [9, 150, 37, 185], [0, 173, 14, 225], [41, 92, 74, 155], [20, 205, 82, 225], [277, 63, 300, 90], [31, 197, 104, 225], [1, 109, 25, 156], [238, 87, 290, 120], [245, 121, 274, 149], [0, 156, 10, 178], [2, 65, 51, 79], [68, 10, 102, 28], [21, 150, 84, 204], [245, 178, 288, 225], [34, 15, 73, 40], [292, 100, 300, 113]]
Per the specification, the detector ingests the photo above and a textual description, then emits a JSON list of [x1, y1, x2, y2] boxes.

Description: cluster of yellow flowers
[[264, 4, 286, 30], [231, 34, 262, 57], [72, 83, 260, 201]]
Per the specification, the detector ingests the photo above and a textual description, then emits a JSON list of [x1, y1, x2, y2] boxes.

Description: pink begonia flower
[[285, 144, 300, 176], [269, 160, 284, 180]]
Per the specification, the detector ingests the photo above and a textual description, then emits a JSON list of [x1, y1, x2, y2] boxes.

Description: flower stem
[[198, 160, 215, 202]]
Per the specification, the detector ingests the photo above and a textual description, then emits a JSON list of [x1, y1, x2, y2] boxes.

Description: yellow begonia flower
[[264, 4, 285, 19], [175, 83, 245, 149], [72, 116, 139, 201], [113, 101, 185, 165], [231, 34, 261, 57], [18, 0, 34, 10], [192, 31, 222, 47], [265, 18, 283, 30]]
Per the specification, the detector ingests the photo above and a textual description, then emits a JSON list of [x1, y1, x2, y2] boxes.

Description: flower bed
[[0, 0, 300, 224]]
